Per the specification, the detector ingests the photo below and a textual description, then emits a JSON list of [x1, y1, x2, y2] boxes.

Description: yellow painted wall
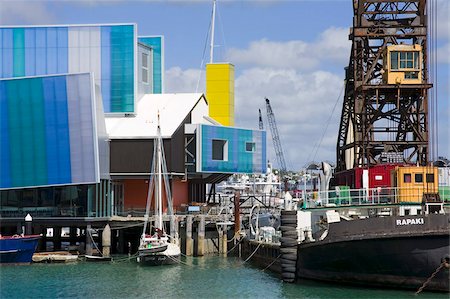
[[206, 63, 235, 126], [393, 166, 438, 203]]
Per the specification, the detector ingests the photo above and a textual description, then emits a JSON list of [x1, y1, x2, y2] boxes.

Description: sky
[[0, 0, 448, 171]]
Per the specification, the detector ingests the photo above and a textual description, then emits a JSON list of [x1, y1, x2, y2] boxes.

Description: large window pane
[[390, 52, 398, 69]]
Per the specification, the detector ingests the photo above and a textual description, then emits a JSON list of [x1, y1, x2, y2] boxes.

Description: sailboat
[[137, 113, 181, 265]]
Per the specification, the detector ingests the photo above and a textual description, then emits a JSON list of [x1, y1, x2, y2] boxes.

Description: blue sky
[[1, 0, 448, 171]]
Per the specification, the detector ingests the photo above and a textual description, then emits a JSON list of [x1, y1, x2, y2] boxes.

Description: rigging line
[[311, 81, 345, 163], [434, 0, 439, 160], [196, 5, 214, 93]]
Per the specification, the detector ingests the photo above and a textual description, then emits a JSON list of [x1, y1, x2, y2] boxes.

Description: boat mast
[[157, 112, 163, 230], [209, 0, 216, 63]]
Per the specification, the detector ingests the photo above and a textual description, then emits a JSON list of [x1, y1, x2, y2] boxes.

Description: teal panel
[[110, 25, 134, 113], [6, 78, 47, 187], [13, 28, 25, 77], [138, 37, 162, 93]]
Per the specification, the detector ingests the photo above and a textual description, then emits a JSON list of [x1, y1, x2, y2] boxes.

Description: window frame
[[245, 142, 256, 153], [390, 51, 420, 71], [141, 52, 150, 85], [212, 139, 228, 161]]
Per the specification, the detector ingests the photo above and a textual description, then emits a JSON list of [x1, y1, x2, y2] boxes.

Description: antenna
[[210, 0, 217, 63]]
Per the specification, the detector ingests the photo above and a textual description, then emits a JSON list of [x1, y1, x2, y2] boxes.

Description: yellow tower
[[206, 63, 235, 126]]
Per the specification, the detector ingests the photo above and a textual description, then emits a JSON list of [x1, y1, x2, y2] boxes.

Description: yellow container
[[393, 166, 438, 203]]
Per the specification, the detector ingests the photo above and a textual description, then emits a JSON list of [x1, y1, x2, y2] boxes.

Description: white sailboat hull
[[137, 242, 181, 266]]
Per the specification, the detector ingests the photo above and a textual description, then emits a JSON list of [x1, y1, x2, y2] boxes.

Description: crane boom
[[265, 98, 287, 174], [258, 109, 264, 130]]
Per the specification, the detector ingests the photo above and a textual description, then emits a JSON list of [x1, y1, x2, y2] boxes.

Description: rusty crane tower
[[336, 0, 432, 172]]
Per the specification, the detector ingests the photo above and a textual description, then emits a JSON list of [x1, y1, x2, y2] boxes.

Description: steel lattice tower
[[336, 0, 431, 172], [265, 98, 287, 173]]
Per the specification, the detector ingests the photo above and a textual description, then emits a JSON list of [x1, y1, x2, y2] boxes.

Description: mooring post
[[219, 225, 228, 256], [186, 216, 193, 256], [197, 215, 205, 256], [102, 224, 111, 257], [25, 214, 32, 235]]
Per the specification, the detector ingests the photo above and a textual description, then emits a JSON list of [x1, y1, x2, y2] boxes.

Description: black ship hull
[[297, 214, 450, 292]]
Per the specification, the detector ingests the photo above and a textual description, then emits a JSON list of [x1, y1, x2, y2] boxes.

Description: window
[[404, 173, 412, 183], [390, 51, 419, 70], [426, 173, 434, 183], [415, 173, 423, 183], [142, 52, 149, 84], [245, 142, 255, 152], [404, 209, 410, 216], [212, 139, 228, 161]]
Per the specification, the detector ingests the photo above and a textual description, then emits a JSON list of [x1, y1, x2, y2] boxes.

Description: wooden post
[[197, 216, 205, 256], [170, 216, 178, 245], [102, 224, 111, 257], [186, 216, 193, 256]]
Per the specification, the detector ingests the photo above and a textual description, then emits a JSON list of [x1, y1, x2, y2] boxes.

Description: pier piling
[[102, 224, 111, 257], [197, 216, 205, 256], [186, 216, 193, 256]]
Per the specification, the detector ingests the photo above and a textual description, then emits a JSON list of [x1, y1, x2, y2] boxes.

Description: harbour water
[[0, 256, 447, 299]]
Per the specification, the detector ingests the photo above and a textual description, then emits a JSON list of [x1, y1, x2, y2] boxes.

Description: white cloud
[[165, 66, 205, 93], [0, 1, 56, 25], [225, 27, 350, 70], [234, 67, 343, 170]]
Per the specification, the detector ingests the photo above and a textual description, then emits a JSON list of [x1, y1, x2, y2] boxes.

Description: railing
[[302, 185, 450, 209]]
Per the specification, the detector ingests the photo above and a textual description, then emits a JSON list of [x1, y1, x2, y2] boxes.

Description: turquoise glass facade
[[0, 25, 135, 113], [138, 36, 163, 93], [0, 73, 99, 189], [197, 124, 266, 174]]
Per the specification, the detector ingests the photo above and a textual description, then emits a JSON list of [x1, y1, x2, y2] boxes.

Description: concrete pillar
[[25, 214, 33, 235], [102, 224, 111, 257], [170, 216, 178, 245], [85, 224, 93, 256], [53, 227, 62, 251], [221, 226, 228, 257], [185, 216, 193, 256], [197, 216, 205, 256]]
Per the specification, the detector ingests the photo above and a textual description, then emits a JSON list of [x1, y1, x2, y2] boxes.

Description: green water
[[0, 256, 447, 299]]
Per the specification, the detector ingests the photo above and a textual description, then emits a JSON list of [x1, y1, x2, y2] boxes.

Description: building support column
[[53, 227, 62, 251]]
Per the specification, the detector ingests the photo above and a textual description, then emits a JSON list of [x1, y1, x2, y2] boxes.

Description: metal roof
[[105, 93, 209, 139]]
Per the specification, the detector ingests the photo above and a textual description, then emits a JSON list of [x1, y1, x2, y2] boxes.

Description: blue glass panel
[[101, 26, 111, 112], [13, 29, 25, 77], [56, 27, 68, 73], [46, 28, 58, 74], [35, 28, 47, 75], [25, 28, 36, 76], [110, 25, 134, 113], [138, 36, 162, 93], [0, 82, 11, 188], [43, 76, 71, 184], [1, 29, 14, 78]]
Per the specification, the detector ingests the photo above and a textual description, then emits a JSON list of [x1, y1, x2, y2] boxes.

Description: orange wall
[[172, 179, 188, 211], [123, 179, 148, 210], [124, 179, 187, 212]]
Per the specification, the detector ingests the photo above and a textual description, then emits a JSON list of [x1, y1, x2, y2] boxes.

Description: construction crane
[[258, 109, 264, 130], [265, 98, 287, 176]]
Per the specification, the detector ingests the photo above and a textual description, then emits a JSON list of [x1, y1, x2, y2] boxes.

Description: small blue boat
[[0, 235, 40, 264]]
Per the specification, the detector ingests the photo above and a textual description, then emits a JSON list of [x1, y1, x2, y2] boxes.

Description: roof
[[105, 93, 208, 139]]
